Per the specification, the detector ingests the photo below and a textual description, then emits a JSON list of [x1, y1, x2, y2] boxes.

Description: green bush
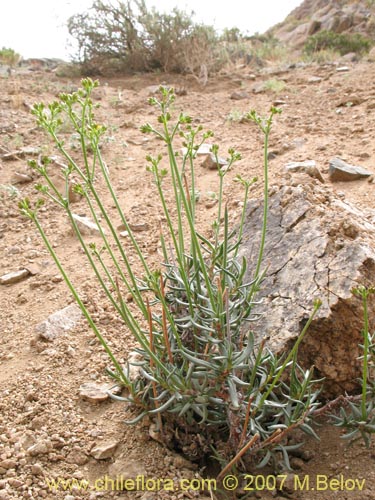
[[67, 0, 147, 73], [67, 0, 218, 74], [0, 47, 21, 67], [304, 30, 373, 56], [221, 27, 243, 43], [263, 78, 287, 93]]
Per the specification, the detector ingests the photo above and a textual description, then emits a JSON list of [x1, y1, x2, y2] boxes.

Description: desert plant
[[0, 184, 20, 199], [21, 79, 322, 472], [0, 47, 21, 68], [251, 35, 288, 62], [221, 27, 244, 43], [263, 79, 287, 93], [179, 24, 220, 81], [67, 0, 146, 73], [304, 30, 373, 56], [68, 0, 218, 74], [302, 47, 341, 64], [226, 109, 245, 123], [140, 5, 217, 74], [330, 286, 375, 447]]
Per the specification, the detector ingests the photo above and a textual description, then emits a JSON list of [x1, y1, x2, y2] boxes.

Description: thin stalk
[[46, 116, 152, 287], [217, 433, 260, 480], [84, 193, 147, 315], [170, 153, 186, 259], [67, 104, 91, 179], [35, 206, 172, 377], [114, 277, 140, 338], [238, 395, 255, 450], [247, 338, 266, 391], [188, 151, 196, 220], [96, 149, 151, 275], [147, 299, 163, 431], [159, 222, 169, 264], [166, 139, 218, 310], [32, 214, 129, 386], [160, 276, 174, 363], [182, 173, 203, 302], [215, 172, 225, 247], [66, 208, 155, 355], [225, 289, 230, 342], [83, 179, 149, 319], [183, 173, 192, 215], [362, 292, 369, 420], [151, 167, 195, 316], [233, 182, 250, 259], [252, 129, 269, 287], [66, 209, 126, 320], [221, 206, 229, 290], [163, 120, 186, 261]]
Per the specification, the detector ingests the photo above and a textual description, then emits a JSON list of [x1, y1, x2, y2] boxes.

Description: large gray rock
[[329, 158, 372, 182], [240, 181, 375, 396]]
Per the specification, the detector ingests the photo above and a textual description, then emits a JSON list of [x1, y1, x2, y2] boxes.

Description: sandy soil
[[1, 59, 375, 500]]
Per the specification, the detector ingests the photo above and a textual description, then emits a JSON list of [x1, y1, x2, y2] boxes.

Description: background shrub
[[0, 47, 21, 68], [67, 0, 289, 77], [68, 0, 219, 75], [304, 30, 373, 56]]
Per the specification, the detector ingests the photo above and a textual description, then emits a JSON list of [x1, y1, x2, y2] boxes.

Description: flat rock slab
[[78, 382, 121, 403], [307, 76, 322, 83], [11, 172, 33, 184], [72, 214, 103, 235], [91, 441, 119, 460], [1, 146, 41, 161], [181, 143, 213, 157], [239, 181, 375, 396], [329, 157, 372, 182], [285, 160, 324, 183], [35, 304, 82, 341], [336, 66, 350, 72], [201, 153, 228, 170], [230, 90, 250, 100], [0, 269, 30, 285], [27, 440, 53, 456]]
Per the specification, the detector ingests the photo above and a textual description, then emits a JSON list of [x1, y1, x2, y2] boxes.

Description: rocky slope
[[269, 0, 375, 48]]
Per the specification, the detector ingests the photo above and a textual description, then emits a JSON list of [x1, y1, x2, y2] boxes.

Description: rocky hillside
[[269, 0, 375, 48]]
